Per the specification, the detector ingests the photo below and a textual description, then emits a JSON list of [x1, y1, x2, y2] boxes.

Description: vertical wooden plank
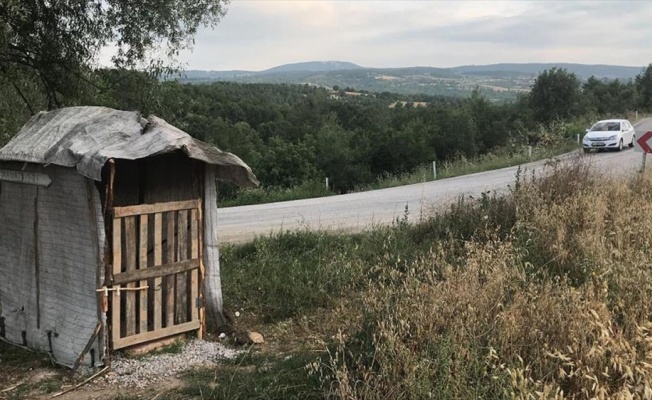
[[153, 213, 163, 330], [197, 198, 204, 340], [111, 218, 122, 346], [176, 210, 188, 324], [165, 211, 176, 327], [138, 214, 149, 334], [124, 216, 137, 337], [190, 209, 199, 324]]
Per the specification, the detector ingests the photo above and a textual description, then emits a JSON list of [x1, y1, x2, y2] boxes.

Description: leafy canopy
[[529, 67, 581, 124], [0, 0, 229, 108], [636, 64, 652, 111]]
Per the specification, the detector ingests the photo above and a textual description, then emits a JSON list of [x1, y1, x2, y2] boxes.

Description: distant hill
[[180, 61, 645, 101], [261, 61, 362, 74], [451, 63, 643, 80]]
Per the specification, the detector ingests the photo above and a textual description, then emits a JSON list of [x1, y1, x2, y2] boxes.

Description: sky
[[175, 0, 652, 71]]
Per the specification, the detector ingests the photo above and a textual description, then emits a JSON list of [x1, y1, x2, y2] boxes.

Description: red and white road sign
[[635, 131, 652, 153]]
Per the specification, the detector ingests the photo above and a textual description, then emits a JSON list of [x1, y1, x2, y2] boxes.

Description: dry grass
[[172, 157, 652, 399], [320, 159, 652, 399]]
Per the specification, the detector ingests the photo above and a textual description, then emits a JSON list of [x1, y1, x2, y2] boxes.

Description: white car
[[582, 119, 635, 153]]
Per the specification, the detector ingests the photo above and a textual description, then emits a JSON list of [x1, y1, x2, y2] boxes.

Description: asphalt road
[[217, 118, 652, 243]]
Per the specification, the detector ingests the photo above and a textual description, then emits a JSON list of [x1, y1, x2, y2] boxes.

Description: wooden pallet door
[[110, 199, 203, 350]]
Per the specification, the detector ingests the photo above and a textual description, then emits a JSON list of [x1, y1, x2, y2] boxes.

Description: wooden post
[[124, 217, 137, 337], [105, 159, 116, 362], [165, 212, 176, 327], [153, 213, 162, 330], [176, 210, 188, 324], [138, 214, 148, 334], [197, 199, 205, 340], [111, 218, 122, 345], [190, 209, 199, 327]]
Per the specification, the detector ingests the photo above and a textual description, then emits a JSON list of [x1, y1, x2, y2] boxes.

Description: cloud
[[176, 0, 652, 70]]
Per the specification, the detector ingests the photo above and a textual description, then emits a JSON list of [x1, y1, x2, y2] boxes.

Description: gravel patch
[[106, 340, 240, 388]]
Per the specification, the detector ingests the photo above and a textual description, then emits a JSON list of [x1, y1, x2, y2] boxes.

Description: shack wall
[[0, 164, 103, 367]]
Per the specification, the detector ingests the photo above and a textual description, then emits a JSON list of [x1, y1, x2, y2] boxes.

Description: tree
[[313, 116, 372, 191], [0, 0, 229, 108], [529, 68, 581, 123], [582, 76, 636, 117], [0, 68, 45, 146], [636, 64, 652, 111]]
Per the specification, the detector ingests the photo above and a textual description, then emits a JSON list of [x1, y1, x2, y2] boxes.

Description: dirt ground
[[0, 363, 184, 400], [0, 339, 193, 400]]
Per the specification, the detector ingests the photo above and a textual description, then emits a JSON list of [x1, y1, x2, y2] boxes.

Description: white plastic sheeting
[[0, 165, 103, 367], [0, 107, 258, 187]]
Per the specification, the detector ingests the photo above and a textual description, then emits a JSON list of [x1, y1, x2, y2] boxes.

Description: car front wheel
[[617, 139, 623, 151], [630, 135, 635, 148]]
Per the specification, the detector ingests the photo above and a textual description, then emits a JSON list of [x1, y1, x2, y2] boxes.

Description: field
[[4, 158, 652, 399]]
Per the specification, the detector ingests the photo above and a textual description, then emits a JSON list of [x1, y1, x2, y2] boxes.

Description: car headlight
[[583, 136, 591, 142], [608, 135, 618, 141]]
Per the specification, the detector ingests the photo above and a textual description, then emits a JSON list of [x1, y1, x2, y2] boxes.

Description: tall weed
[[320, 159, 652, 399], [220, 158, 652, 398]]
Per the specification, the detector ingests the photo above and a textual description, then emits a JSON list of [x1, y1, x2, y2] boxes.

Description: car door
[[620, 122, 626, 143], [622, 121, 632, 144], [627, 121, 635, 144]]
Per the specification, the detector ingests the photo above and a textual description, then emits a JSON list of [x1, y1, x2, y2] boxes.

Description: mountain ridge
[[180, 61, 645, 101], [261, 60, 363, 74]]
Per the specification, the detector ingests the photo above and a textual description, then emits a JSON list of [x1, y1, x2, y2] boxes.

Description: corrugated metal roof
[[0, 106, 259, 187]]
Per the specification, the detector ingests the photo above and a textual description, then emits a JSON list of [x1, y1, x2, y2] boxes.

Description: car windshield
[[591, 122, 620, 132]]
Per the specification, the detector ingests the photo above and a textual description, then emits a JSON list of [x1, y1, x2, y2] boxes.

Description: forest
[[2, 65, 652, 201]]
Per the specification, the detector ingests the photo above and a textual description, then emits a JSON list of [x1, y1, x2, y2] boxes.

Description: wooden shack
[[0, 106, 258, 368]]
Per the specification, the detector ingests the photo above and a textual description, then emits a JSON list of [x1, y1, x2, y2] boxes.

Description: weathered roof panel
[[0, 106, 259, 187]]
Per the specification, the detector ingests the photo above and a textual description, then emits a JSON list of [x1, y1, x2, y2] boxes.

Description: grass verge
[[362, 141, 579, 190], [167, 351, 323, 400], [169, 157, 652, 399]]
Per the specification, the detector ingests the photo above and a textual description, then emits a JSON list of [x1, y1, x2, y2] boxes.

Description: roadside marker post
[[432, 161, 437, 180], [326, 177, 329, 189], [642, 153, 647, 173], [634, 131, 652, 172], [577, 133, 580, 145], [528, 146, 532, 158]]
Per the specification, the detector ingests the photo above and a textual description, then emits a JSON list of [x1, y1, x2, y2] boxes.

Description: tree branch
[[11, 81, 35, 115]]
